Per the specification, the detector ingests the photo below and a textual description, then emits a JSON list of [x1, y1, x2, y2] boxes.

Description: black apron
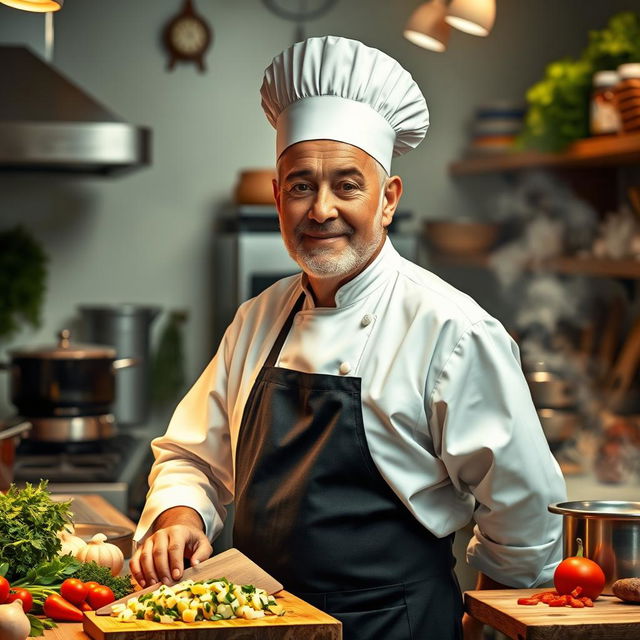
[[233, 294, 463, 639]]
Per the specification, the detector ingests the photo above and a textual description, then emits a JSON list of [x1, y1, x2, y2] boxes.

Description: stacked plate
[[466, 101, 526, 154]]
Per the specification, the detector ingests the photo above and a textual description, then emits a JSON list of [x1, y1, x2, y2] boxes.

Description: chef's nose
[[308, 184, 338, 223]]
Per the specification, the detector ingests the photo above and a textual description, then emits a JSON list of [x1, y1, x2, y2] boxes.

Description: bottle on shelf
[[590, 70, 621, 136]]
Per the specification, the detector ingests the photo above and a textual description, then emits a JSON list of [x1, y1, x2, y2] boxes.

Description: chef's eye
[[339, 182, 359, 192], [290, 183, 312, 193]]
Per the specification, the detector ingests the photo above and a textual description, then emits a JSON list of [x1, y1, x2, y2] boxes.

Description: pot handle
[[0, 419, 32, 440], [112, 357, 139, 370]]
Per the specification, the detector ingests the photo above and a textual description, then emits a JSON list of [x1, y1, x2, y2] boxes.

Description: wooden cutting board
[[96, 548, 282, 615], [83, 591, 341, 639], [465, 588, 640, 640]]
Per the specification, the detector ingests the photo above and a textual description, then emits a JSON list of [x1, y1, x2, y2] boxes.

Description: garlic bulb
[[76, 533, 124, 576], [0, 600, 31, 640], [58, 527, 87, 557]]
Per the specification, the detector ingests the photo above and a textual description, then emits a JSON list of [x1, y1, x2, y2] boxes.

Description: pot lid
[[9, 329, 116, 359]]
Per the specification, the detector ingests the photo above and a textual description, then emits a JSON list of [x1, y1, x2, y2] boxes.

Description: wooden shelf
[[449, 133, 640, 176], [429, 252, 640, 279]]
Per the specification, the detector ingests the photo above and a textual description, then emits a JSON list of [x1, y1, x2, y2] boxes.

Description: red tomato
[[554, 539, 606, 600], [60, 578, 89, 605], [0, 576, 9, 604], [6, 588, 33, 613], [84, 581, 101, 592], [87, 585, 115, 609]]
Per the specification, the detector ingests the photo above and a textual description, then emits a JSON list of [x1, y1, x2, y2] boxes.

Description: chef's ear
[[272, 178, 281, 213], [381, 175, 403, 228]]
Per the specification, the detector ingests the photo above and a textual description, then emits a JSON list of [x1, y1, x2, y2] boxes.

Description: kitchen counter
[[41, 494, 136, 640]]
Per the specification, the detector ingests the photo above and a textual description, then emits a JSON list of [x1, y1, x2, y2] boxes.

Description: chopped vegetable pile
[[517, 586, 594, 608], [112, 578, 285, 623]]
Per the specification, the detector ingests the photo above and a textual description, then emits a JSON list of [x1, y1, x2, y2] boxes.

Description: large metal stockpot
[[548, 500, 640, 594], [6, 329, 135, 418]]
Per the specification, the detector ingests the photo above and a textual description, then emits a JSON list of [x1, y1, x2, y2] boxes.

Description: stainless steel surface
[[0, 46, 150, 175], [537, 408, 580, 443], [80, 305, 161, 426], [27, 413, 116, 442], [527, 370, 577, 409], [0, 418, 32, 441], [549, 500, 640, 594]]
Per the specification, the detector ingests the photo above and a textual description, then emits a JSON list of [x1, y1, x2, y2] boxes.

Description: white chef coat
[[135, 237, 567, 588]]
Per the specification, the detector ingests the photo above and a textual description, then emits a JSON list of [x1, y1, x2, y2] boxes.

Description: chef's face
[[274, 140, 402, 280]]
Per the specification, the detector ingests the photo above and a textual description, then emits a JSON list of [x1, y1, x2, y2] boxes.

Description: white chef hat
[[260, 35, 429, 174]]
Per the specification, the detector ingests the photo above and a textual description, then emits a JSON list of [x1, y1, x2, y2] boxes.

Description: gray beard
[[284, 208, 384, 279]]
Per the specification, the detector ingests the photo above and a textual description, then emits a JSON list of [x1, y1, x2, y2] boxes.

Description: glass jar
[[590, 70, 620, 135]]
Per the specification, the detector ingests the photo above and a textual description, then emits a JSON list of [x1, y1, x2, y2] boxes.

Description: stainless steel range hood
[[0, 46, 151, 175]]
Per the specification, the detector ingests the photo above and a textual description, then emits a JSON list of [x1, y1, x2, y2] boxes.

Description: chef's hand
[[129, 506, 213, 587], [462, 612, 484, 640]]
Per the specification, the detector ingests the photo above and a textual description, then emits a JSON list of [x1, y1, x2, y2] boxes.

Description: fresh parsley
[[0, 480, 73, 581]]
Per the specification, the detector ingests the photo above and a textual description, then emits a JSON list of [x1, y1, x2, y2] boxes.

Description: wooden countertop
[[41, 494, 135, 640], [465, 588, 640, 640]]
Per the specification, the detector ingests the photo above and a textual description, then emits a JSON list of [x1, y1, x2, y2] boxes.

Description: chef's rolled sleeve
[[429, 318, 567, 587], [133, 330, 235, 546]]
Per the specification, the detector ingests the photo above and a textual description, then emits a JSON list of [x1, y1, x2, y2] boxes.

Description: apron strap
[[264, 292, 306, 368]]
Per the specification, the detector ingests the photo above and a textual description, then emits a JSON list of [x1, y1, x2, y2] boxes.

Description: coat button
[[361, 314, 373, 327], [339, 362, 351, 375]]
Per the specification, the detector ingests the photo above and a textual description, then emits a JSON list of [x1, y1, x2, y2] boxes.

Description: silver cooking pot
[[548, 500, 640, 594], [526, 370, 577, 409], [3, 329, 136, 418]]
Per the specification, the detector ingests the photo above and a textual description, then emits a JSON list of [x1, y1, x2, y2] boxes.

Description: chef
[[131, 36, 567, 640]]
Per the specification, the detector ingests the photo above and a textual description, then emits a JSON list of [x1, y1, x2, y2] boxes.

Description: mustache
[[294, 220, 354, 236]]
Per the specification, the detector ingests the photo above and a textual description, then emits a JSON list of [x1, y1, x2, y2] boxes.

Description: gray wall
[[0, 0, 636, 415]]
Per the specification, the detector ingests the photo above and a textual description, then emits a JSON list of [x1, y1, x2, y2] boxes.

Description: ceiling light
[[404, 0, 450, 53], [0, 0, 63, 12], [445, 0, 495, 37]]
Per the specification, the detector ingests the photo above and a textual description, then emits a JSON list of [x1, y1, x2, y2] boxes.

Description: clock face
[[171, 17, 208, 56]]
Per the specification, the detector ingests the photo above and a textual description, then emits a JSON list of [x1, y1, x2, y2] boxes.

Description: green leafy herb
[[70, 561, 134, 600], [519, 11, 640, 151], [0, 225, 48, 342], [27, 614, 57, 638], [0, 480, 73, 581]]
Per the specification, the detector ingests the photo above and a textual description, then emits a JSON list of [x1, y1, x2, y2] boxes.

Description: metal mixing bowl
[[548, 500, 640, 594]]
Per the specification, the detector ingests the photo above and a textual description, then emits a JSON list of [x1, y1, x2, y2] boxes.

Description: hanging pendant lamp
[[445, 0, 495, 37], [0, 0, 63, 12], [403, 0, 450, 52]]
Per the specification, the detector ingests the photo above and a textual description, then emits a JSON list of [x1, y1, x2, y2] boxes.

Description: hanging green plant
[[0, 225, 48, 342], [519, 11, 640, 152]]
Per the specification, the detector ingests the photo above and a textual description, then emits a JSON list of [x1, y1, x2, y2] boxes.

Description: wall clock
[[163, 0, 212, 72], [262, 0, 339, 42]]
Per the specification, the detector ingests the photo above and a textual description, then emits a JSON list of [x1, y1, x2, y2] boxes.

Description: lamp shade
[[445, 0, 495, 36], [0, 0, 63, 11], [403, 0, 450, 52]]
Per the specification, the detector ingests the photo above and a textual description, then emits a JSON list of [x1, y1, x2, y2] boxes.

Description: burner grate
[[14, 434, 136, 483]]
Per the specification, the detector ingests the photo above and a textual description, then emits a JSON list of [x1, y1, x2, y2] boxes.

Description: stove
[[14, 433, 136, 483]]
